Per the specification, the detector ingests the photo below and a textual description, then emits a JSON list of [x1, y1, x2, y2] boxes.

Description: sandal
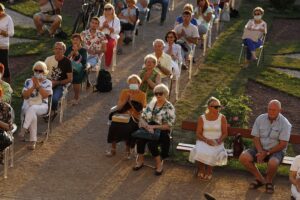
[[197, 172, 205, 180], [132, 163, 144, 171], [249, 179, 264, 189], [265, 183, 274, 194]]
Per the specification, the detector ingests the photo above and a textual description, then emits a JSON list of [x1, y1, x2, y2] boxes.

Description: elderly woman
[[242, 7, 267, 67], [99, 3, 121, 69], [0, 63, 12, 103], [194, 0, 213, 36], [140, 54, 161, 101], [65, 33, 87, 105], [189, 97, 228, 180], [117, 0, 138, 54], [0, 86, 13, 132], [106, 74, 147, 158], [164, 30, 182, 79], [133, 84, 175, 176], [19, 61, 53, 150], [290, 155, 300, 200], [0, 3, 14, 83]]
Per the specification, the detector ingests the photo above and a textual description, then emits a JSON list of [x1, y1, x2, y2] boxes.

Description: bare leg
[[154, 156, 162, 171], [251, 51, 257, 60], [239, 152, 265, 183], [73, 84, 80, 101], [197, 161, 206, 177], [265, 158, 280, 183], [33, 15, 44, 34], [136, 154, 144, 165], [49, 16, 62, 35]]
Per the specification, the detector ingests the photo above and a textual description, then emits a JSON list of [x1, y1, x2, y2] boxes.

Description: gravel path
[[6, 8, 35, 28], [273, 67, 300, 78]]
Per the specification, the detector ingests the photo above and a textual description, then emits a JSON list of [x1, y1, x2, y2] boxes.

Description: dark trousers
[[0, 49, 10, 79], [52, 85, 64, 111], [136, 130, 170, 159], [147, 0, 169, 23]]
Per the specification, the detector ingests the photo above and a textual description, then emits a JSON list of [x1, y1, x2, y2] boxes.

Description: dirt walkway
[[0, 1, 292, 199]]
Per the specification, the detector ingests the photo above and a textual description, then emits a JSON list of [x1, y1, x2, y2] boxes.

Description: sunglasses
[[104, 7, 112, 10], [154, 92, 164, 96], [210, 105, 221, 109], [34, 69, 44, 73], [254, 13, 261, 16]]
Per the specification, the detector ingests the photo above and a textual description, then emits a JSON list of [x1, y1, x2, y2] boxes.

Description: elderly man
[[174, 10, 199, 68], [239, 100, 292, 194], [33, 0, 63, 37], [150, 39, 172, 87], [45, 42, 72, 119]]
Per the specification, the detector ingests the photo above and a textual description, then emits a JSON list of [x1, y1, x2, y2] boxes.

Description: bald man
[[239, 100, 292, 194]]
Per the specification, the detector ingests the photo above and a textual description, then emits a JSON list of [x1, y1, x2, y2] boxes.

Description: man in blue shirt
[[239, 99, 292, 194]]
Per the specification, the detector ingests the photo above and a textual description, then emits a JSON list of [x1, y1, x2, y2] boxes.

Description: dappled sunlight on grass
[[8, 0, 39, 17]]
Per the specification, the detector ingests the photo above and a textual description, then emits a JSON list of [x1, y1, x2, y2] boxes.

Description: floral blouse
[[139, 68, 159, 102], [81, 29, 107, 54], [142, 100, 175, 126], [0, 101, 13, 128], [0, 81, 13, 103]]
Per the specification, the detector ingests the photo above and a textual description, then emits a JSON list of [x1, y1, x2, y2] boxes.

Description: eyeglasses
[[34, 69, 44, 73], [104, 7, 112, 11], [210, 105, 221, 109], [254, 13, 261, 16], [154, 92, 164, 96]]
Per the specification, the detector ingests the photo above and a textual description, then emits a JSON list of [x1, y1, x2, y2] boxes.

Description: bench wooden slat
[[178, 143, 195, 148], [176, 146, 193, 152]]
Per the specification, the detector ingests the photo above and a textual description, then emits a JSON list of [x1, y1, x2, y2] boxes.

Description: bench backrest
[[181, 120, 300, 144]]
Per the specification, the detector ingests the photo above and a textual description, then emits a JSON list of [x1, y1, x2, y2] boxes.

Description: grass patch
[[14, 26, 39, 39], [271, 56, 300, 70], [255, 68, 300, 98], [7, 0, 39, 17]]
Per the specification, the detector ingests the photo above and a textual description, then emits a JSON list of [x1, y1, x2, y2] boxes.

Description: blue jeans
[[147, 0, 169, 23], [52, 85, 64, 111], [243, 38, 262, 60]]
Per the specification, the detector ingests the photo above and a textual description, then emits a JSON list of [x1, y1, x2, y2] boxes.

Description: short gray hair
[[32, 61, 49, 75], [153, 39, 165, 47], [153, 83, 169, 96], [269, 99, 281, 109], [127, 74, 142, 84], [55, 42, 66, 51], [253, 7, 264, 15], [144, 54, 158, 66]]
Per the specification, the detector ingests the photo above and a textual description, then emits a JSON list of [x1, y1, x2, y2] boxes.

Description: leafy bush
[[215, 87, 252, 128], [270, 0, 296, 10]]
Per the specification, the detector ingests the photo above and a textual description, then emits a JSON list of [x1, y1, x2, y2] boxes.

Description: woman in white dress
[[189, 96, 228, 180], [290, 155, 300, 200]]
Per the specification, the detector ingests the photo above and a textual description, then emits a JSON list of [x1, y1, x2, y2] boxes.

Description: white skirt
[[189, 140, 228, 166], [291, 185, 300, 200]]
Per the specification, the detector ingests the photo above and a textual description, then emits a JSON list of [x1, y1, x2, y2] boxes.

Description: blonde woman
[[19, 61, 53, 150], [189, 96, 228, 180], [99, 3, 121, 69]]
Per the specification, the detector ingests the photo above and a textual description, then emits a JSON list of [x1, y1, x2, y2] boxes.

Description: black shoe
[[182, 64, 188, 70], [154, 169, 163, 176], [133, 163, 144, 171], [204, 193, 216, 200]]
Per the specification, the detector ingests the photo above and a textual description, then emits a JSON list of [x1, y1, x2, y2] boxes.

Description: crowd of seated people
[[5, 0, 296, 197]]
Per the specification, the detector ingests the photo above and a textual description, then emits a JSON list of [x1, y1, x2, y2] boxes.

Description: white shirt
[[22, 78, 53, 103], [174, 23, 199, 47], [152, 52, 172, 79], [0, 14, 14, 49], [164, 43, 182, 64], [44, 55, 58, 79], [99, 16, 121, 40], [290, 155, 300, 194]]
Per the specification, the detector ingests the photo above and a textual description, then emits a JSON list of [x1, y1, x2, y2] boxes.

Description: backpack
[[233, 133, 244, 158], [96, 69, 112, 92], [0, 130, 13, 152]]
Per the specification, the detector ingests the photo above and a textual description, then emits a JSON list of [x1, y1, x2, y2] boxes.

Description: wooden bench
[[176, 120, 300, 165]]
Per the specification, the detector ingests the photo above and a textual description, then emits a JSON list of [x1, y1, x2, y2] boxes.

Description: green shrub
[[270, 0, 296, 10], [216, 87, 252, 128]]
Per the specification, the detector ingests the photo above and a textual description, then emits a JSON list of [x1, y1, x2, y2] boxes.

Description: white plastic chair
[[238, 34, 266, 67], [189, 44, 196, 80], [58, 83, 71, 123], [131, 19, 140, 49], [112, 39, 118, 72], [202, 15, 214, 56], [3, 123, 17, 179]]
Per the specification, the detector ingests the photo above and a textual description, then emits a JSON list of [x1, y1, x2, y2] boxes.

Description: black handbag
[[132, 128, 161, 141], [0, 130, 13, 152]]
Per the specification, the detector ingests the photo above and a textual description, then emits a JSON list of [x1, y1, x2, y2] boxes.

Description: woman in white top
[[164, 30, 182, 79], [0, 3, 14, 83], [99, 3, 121, 69], [194, 0, 213, 35], [242, 7, 267, 65], [19, 61, 53, 150], [290, 155, 300, 200], [189, 96, 228, 180]]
